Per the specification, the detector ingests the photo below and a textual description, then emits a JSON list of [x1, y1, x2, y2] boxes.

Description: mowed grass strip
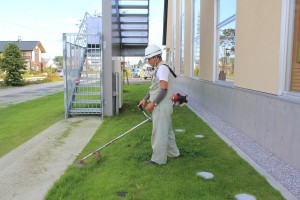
[[0, 92, 64, 157], [45, 84, 284, 200]]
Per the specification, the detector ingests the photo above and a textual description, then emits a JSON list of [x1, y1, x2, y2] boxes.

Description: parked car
[[132, 68, 141, 77], [56, 69, 63, 77], [143, 66, 154, 79]]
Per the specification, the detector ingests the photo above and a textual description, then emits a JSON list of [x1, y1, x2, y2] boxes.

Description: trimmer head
[[72, 151, 102, 167], [73, 107, 150, 168], [93, 151, 102, 161], [72, 160, 85, 167]]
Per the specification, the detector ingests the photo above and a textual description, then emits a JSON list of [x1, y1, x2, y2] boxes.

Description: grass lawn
[[45, 84, 284, 200], [0, 92, 64, 157]]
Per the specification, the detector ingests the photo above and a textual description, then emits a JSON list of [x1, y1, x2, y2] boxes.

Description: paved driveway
[[0, 81, 64, 108]]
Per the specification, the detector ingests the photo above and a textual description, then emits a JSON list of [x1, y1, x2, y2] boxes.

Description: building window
[[287, 0, 300, 93], [192, 0, 200, 78], [35, 50, 40, 62], [180, 0, 185, 75], [35, 51, 39, 58], [216, 0, 236, 82]]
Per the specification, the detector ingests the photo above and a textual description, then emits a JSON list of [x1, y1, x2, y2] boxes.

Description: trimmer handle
[[138, 104, 144, 111], [137, 103, 152, 121]]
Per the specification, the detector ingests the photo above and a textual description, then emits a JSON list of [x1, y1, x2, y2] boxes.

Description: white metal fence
[[63, 33, 103, 118]]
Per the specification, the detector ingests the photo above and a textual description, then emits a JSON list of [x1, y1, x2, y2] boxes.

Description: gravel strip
[[175, 89, 300, 200]]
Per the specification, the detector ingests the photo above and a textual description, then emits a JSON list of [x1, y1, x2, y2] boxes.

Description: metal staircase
[[116, 0, 149, 56], [63, 1, 150, 118], [63, 13, 103, 118], [68, 43, 102, 115]]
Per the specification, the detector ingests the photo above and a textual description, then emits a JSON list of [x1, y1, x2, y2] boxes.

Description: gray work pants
[[151, 100, 180, 164]]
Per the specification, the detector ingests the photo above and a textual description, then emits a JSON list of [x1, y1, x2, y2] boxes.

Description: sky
[[0, 0, 164, 63]]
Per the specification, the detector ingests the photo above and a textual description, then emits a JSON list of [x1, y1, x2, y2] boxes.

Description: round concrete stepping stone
[[195, 134, 205, 138], [235, 193, 256, 200], [174, 129, 185, 133], [197, 171, 214, 179]]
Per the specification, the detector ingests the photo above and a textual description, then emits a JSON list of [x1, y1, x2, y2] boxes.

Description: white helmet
[[144, 45, 162, 60]]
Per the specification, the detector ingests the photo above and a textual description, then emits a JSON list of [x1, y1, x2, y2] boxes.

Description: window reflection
[[218, 22, 235, 81], [192, 0, 200, 77], [219, 0, 236, 22], [217, 0, 236, 82]]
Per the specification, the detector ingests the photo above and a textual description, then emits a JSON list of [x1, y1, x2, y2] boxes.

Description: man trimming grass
[[45, 85, 284, 200], [138, 45, 180, 165]]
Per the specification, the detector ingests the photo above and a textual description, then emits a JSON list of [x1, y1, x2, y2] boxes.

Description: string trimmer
[[73, 106, 151, 167]]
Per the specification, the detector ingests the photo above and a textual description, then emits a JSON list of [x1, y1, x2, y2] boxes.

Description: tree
[[138, 59, 143, 67], [218, 28, 235, 80], [53, 56, 63, 67], [0, 43, 26, 86], [219, 28, 235, 57]]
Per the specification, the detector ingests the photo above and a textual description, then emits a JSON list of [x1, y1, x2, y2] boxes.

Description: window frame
[[214, 0, 236, 85], [283, 0, 300, 98]]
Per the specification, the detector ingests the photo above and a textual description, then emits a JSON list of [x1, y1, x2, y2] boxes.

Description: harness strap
[[162, 64, 177, 78]]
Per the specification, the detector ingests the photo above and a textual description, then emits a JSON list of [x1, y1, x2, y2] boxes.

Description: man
[[138, 44, 180, 165]]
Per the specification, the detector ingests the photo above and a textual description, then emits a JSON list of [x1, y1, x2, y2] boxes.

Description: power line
[[0, 18, 59, 34]]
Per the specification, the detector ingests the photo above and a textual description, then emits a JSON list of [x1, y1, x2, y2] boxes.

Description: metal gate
[[63, 33, 103, 118]]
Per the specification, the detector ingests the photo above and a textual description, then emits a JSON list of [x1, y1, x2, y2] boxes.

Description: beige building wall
[[235, 0, 282, 94], [199, 0, 215, 81], [183, 0, 192, 76], [175, 0, 181, 74]]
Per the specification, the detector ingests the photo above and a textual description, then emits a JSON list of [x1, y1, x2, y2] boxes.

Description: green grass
[[45, 84, 284, 200], [0, 92, 64, 157]]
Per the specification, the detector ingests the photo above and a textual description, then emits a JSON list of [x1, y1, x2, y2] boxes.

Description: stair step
[[80, 71, 100, 73], [75, 85, 101, 88], [69, 108, 102, 114], [76, 77, 100, 81], [74, 92, 101, 95], [71, 100, 101, 104]]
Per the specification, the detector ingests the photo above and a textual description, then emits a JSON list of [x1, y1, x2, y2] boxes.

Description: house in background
[[0, 39, 47, 71]]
